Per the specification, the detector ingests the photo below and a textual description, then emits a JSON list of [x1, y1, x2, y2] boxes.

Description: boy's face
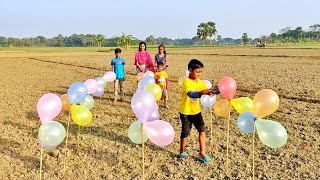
[[115, 52, 121, 58], [189, 68, 203, 79], [158, 65, 164, 71]]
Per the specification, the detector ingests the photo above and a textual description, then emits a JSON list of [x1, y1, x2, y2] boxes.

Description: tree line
[[0, 24, 319, 48]]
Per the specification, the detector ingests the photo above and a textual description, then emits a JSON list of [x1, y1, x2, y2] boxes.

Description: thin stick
[[252, 124, 256, 180], [77, 125, 80, 151], [63, 112, 71, 176], [39, 145, 43, 180], [66, 112, 71, 147], [210, 108, 213, 146], [226, 101, 231, 175], [141, 124, 145, 180]]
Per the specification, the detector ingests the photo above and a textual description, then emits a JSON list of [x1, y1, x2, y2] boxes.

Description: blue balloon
[[237, 112, 255, 133], [93, 85, 104, 97], [95, 77, 106, 87], [68, 82, 88, 104], [138, 76, 155, 90]]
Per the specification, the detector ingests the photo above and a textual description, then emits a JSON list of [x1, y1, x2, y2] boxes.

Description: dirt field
[[0, 47, 319, 179]]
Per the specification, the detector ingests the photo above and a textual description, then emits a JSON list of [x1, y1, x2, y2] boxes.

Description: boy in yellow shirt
[[155, 62, 169, 108], [179, 59, 219, 163]]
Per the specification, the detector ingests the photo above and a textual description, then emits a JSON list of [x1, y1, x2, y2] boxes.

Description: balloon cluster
[[235, 89, 287, 148], [36, 71, 116, 149], [129, 71, 175, 147]]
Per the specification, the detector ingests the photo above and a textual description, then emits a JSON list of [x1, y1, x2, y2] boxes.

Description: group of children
[[111, 44, 219, 163]]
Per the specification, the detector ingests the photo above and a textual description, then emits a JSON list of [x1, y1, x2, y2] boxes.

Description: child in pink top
[[134, 41, 154, 73]]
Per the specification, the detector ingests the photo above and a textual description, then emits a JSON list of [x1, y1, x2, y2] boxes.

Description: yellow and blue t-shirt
[[155, 71, 168, 87], [179, 78, 207, 115], [111, 57, 125, 79]]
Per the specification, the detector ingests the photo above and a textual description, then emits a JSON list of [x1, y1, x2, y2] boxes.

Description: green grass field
[[1, 42, 320, 53]]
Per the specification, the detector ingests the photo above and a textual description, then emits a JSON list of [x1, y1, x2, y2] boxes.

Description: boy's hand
[[212, 86, 220, 95], [200, 89, 213, 96]]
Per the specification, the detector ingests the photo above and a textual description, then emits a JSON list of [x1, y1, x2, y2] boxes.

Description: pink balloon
[[143, 120, 175, 147], [203, 80, 212, 89], [218, 77, 237, 101], [84, 79, 98, 94], [131, 90, 156, 124], [143, 71, 154, 78], [103, 71, 116, 83], [185, 69, 189, 77], [37, 93, 62, 124]]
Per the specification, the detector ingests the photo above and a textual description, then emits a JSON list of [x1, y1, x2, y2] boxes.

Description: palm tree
[[95, 35, 105, 51], [197, 22, 217, 45], [117, 33, 135, 50], [197, 23, 207, 45]]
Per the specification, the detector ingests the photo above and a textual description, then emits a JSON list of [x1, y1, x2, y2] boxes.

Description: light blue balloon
[[38, 121, 66, 147], [237, 112, 255, 133], [138, 76, 155, 90], [68, 82, 88, 104], [255, 119, 288, 148], [95, 77, 106, 87], [80, 95, 95, 110], [128, 121, 148, 144], [93, 85, 104, 97]]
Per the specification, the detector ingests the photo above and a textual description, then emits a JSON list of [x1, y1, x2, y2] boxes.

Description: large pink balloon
[[218, 77, 237, 101], [84, 79, 98, 94], [37, 93, 62, 124], [144, 120, 175, 147], [103, 71, 116, 82], [131, 90, 156, 124]]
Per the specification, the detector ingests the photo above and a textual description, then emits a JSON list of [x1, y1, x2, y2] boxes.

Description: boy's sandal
[[197, 156, 211, 163], [178, 152, 188, 158]]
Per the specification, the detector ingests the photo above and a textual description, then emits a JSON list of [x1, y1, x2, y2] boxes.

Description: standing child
[[111, 48, 125, 102], [179, 59, 217, 163], [154, 62, 169, 108]]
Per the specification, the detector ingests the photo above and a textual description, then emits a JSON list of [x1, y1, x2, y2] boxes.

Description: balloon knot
[[253, 117, 258, 121]]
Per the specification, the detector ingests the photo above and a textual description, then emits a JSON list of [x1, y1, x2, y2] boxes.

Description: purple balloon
[[131, 90, 156, 124], [93, 85, 104, 97], [148, 108, 160, 122], [143, 71, 155, 78], [143, 120, 175, 147]]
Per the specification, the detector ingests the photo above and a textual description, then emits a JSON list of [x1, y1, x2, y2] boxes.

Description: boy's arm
[[111, 60, 114, 71]]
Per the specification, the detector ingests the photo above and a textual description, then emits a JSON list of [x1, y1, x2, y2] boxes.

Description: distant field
[[1, 42, 320, 53]]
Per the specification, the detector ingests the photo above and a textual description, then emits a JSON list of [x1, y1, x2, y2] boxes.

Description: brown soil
[[0, 48, 319, 179]]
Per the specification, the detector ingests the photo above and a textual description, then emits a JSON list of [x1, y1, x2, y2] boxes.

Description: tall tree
[[117, 33, 135, 50], [242, 33, 249, 45], [145, 35, 156, 45], [197, 22, 217, 45], [95, 35, 105, 51]]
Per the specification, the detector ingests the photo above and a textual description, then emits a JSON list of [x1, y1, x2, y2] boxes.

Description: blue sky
[[1, 0, 319, 39]]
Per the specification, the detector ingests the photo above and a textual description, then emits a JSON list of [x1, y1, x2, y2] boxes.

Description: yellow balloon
[[70, 104, 92, 126], [253, 89, 279, 118], [231, 97, 253, 114], [144, 83, 162, 101], [178, 77, 186, 87], [214, 99, 230, 117]]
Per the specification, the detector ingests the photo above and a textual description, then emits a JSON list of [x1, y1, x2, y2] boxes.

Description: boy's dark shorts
[[180, 112, 206, 138]]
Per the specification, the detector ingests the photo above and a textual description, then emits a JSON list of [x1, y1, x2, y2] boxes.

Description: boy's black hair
[[188, 59, 204, 70], [115, 48, 121, 54], [157, 62, 164, 66], [138, 41, 147, 51]]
